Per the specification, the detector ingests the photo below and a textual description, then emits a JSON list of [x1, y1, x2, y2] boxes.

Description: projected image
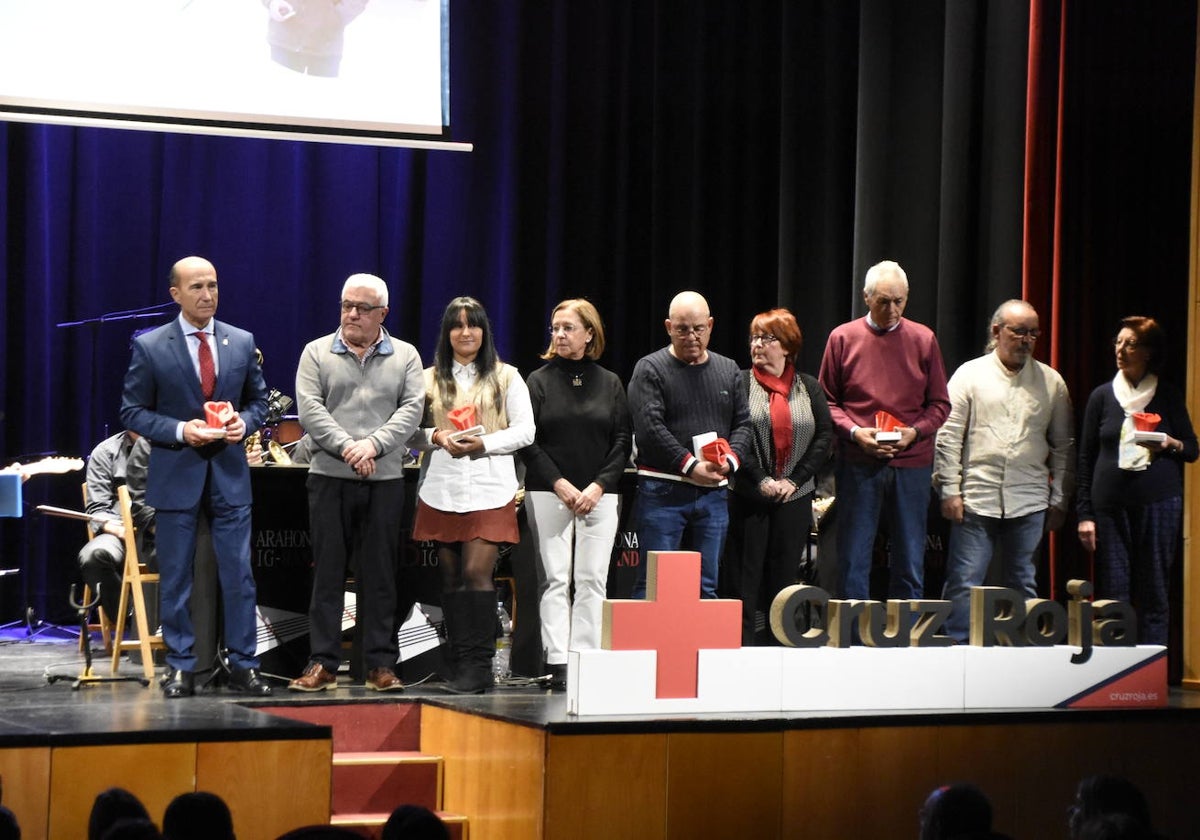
[[0, 0, 448, 139], [265, 0, 368, 78]]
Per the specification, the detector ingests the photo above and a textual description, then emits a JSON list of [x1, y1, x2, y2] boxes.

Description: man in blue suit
[[120, 256, 272, 698]]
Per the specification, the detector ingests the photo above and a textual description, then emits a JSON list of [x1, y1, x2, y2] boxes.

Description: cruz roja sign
[[769, 578, 1135, 665], [573, 551, 1163, 716]]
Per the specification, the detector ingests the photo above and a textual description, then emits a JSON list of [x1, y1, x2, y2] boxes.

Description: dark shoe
[[162, 669, 195, 699], [445, 666, 493, 695], [288, 662, 338, 692], [365, 667, 404, 692], [227, 667, 273, 696], [548, 663, 568, 691]]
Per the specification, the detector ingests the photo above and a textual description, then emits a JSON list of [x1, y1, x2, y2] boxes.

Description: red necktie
[[195, 332, 215, 399]]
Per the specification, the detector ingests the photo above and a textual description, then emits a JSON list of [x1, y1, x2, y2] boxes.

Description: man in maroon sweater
[[818, 260, 950, 603]]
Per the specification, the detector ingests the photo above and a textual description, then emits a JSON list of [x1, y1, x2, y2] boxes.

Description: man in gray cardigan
[[289, 273, 424, 691]]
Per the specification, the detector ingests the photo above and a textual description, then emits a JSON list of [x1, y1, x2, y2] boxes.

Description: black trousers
[[722, 491, 814, 645], [305, 473, 405, 672]]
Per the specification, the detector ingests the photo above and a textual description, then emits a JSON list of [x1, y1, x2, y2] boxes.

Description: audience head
[[918, 783, 993, 840], [89, 788, 151, 840], [1069, 775, 1153, 839], [0, 805, 19, 840], [381, 804, 450, 840], [542, 299, 605, 361], [1075, 812, 1153, 840], [274, 827, 363, 840], [100, 818, 162, 840], [162, 791, 234, 840], [748, 308, 803, 368]]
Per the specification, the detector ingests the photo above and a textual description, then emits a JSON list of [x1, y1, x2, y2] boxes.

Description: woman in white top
[[411, 296, 535, 693]]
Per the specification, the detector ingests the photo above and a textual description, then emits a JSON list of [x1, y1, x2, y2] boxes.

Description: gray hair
[[863, 260, 909, 296], [342, 273, 389, 307]]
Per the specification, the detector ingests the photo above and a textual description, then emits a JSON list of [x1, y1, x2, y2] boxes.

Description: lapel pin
[[222, 338, 228, 346]]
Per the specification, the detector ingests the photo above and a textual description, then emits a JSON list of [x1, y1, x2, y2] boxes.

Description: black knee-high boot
[[438, 591, 460, 682], [445, 590, 496, 694]]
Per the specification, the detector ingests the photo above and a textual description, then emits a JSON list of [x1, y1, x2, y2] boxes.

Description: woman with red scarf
[[723, 308, 832, 645]]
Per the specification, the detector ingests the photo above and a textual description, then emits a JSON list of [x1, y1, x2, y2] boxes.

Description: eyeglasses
[[749, 334, 779, 345], [1004, 325, 1040, 339], [341, 300, 385, 315], [1113, 338, 1140, 350], [549, 323, 581, 335], [671, 324, 709, 337]]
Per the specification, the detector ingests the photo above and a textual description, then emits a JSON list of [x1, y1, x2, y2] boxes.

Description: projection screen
[[0, 0, 466, 149]]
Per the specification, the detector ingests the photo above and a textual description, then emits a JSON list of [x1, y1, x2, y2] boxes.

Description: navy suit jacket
[[120, 318, 268, 511]]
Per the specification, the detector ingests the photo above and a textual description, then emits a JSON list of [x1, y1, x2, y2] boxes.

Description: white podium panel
[[568, 644, 1167, 716]]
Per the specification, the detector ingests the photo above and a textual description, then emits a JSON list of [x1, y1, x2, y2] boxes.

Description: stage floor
[[4, 625, 1200, 744], [6, 628, 1200, 840]]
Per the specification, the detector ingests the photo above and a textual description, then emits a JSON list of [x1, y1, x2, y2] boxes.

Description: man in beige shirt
[[933, 300, 1074, 642]]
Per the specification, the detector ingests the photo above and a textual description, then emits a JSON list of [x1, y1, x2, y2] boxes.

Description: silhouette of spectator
[[1075, 813, 1153, 840], [100, 818, 163, 840], [274, 827, 363, 840], [162, 791, 235, 840], [1069, 776, 1155, 839], [89, 788, 151, 840], [382, 804, 449, 840], [919, 783, 1006, 840], [0, 805, 19, 840]]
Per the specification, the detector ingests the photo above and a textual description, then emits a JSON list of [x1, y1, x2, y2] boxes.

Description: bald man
[[120, 256, 271, 698], [933, 300, 1073, 642], [626, 291, 752, 598]]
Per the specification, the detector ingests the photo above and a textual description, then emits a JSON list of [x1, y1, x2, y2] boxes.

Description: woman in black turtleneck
[[521, 299, 632, 689]]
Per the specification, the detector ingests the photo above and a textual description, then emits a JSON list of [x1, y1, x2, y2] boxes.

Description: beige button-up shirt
[[933, 352, 1074, 518]]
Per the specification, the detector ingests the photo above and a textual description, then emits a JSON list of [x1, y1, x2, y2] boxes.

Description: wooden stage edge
[[4, 689, 1200, 840]]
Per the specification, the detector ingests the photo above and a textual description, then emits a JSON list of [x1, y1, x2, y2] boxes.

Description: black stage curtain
[[1, 1, 1194, 625]]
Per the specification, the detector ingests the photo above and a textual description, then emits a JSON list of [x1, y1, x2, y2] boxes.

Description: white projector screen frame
[[0, 0, 468, 149]]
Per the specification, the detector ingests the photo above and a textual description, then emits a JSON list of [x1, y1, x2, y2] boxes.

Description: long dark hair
[[433, 296, 503, 413]]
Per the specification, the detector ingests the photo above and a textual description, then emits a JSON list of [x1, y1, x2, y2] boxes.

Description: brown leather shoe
[[288, 662, 338, 692], [366, 667, 404, 692]]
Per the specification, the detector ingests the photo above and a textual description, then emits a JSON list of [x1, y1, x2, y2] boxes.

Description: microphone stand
[[57, 301, 175, 443], [47, 585, 148, 688]]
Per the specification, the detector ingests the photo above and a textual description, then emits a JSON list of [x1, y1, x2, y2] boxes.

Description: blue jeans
[[835, 460, 932, 600], [941, 509, 1045, 642], [631, 477, 729, 599]]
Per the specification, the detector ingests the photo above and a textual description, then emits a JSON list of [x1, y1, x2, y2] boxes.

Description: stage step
[[260, 702, 470, 838], [263, 701, 422, 752], [332, 751, 442, 813], [330, 809, 468, 839]]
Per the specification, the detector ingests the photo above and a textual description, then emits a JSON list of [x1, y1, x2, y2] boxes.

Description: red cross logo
[[603, 551, 741, 698]]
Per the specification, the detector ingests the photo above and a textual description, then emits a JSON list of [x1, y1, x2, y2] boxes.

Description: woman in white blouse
[[411, 297, 535, 693]]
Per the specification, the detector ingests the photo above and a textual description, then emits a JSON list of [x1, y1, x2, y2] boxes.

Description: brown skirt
[[412, 498, 519, 544]]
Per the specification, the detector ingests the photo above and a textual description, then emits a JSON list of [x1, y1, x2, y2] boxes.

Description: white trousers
[[526, 490, 620, 665]]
